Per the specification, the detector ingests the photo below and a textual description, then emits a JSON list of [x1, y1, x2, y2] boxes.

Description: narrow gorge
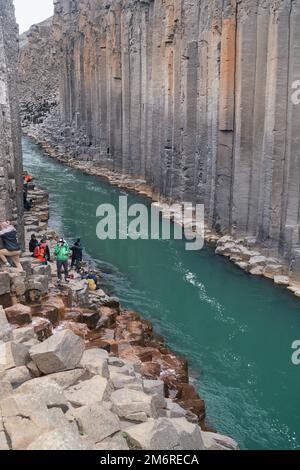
[[20, 0, 300, 279], [0, 0, 300, 454]]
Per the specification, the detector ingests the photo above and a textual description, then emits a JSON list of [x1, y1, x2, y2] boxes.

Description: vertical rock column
[[0, 0, 24, 246]]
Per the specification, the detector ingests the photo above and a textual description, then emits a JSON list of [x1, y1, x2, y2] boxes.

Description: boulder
[[0, 306, 13, 343], [0, 394, 61, 450], [12, 325, 35, 344], [42, 369, 88, 389], [94, 432, 129, 450], [32, 317, 53, 341], [143, 379, 166, 409], [27, 428, 91, 450], [5, 304, 32, 326], [274, 275, 290, 286], [111, 388, 157, 419], [16, 378, 69, 412], [29, 330, 85, 374], [201, 431, 239, 450], [80, 311, 100, 329], [125, 418, 204, 450], [0, 366, 32, 388], [79, 348, 109, 377], [65, 376, 112, 407], [0, 272, 10, 296], [171, 418, 205, 450], [26, 275, 49, 295], [32, 264, 52, 280], [72, 402, 121, 444], [9, 274, 26, 297], [0, 341, 30, 372], [263, 264, 284, 280], [110, 372, 140, 390]]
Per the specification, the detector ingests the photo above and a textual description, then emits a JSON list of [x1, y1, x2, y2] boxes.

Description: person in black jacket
[[71, 239, 83, 273], [29, 234, 39, 255], [0, 221, 23, 270]]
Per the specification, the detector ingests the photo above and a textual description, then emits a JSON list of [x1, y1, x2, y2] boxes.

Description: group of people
[[30, 234, 83, 283]]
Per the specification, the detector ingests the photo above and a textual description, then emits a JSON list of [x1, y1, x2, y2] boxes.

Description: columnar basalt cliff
[[0, 0, 23, 244], [20, 0, 300, 277], [19, 17, 59, 128]]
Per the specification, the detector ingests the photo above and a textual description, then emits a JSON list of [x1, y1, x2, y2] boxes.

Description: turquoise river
[[23, 136, 300, 450]]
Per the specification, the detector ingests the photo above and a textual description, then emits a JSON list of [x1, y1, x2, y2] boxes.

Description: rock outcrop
[[19, 0, 300, 278], [0, 0, 23, 244]]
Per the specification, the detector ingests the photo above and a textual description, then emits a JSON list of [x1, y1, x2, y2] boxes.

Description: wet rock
[[79, 348, 109, 377], [72, 402, 121, 444], [0, 366, 32, 388], [111, 388, 157, 420], [65, 376, 112, 407], [0, 342, 30, 372], [0, 272, 10, 296], [5, 304, 32, 326], [201, 431, 239, 450], [26, 428, 91, 450], [29, 329, 85, 374]]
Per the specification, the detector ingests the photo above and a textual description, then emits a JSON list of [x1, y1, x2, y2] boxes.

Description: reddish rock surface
[[5, 303, 32, 326]]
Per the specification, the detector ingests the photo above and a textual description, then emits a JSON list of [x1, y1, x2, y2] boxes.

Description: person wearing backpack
[[55, 238, 71, 283]]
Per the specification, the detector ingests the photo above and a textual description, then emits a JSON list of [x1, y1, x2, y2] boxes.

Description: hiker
[[29, 234, 39, 255], [33, 238, 51, 265], [0, 221, 23, 271], [71, 238, 83, 272], [54, 237, 70, 283]]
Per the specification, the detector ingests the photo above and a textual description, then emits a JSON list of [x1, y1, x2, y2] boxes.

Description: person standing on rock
[[0, 221, 23, 271], [55, 237, 71, 284], [71, 239, 83, 273]]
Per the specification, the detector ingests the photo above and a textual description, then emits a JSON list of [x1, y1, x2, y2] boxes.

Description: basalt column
[[20, 0, 300, 275], [0, 0, 23, 245]]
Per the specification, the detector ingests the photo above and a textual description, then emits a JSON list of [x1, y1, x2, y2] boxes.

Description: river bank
[[24, 128, 300, 302], [0, 167, 238, 450]]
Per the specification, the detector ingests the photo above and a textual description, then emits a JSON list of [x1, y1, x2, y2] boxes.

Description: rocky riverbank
[[23, 130, 300, 302], [0, 180, 238, 450]]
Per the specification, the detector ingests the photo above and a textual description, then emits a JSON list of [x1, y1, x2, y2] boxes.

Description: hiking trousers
[[57, 260, 69, 280]]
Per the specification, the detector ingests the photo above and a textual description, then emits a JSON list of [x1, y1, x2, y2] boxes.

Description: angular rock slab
[[125, 417, 204, 450], [79, 348, 109, 377], [201, 431, 239, 450], [72, 402, 121, 444], [0, 306, 13, 342], [65, 376, 112, 407], [27, 428, 92, 450], [30, 329, 85, 374], [5, 304, 32, 326], [111, 388, 157, 419], [0, 341, 30, 373]]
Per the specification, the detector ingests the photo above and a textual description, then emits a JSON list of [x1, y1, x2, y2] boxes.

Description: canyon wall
[[20, 0, 300, 273], [0, 0, 23, 244]]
